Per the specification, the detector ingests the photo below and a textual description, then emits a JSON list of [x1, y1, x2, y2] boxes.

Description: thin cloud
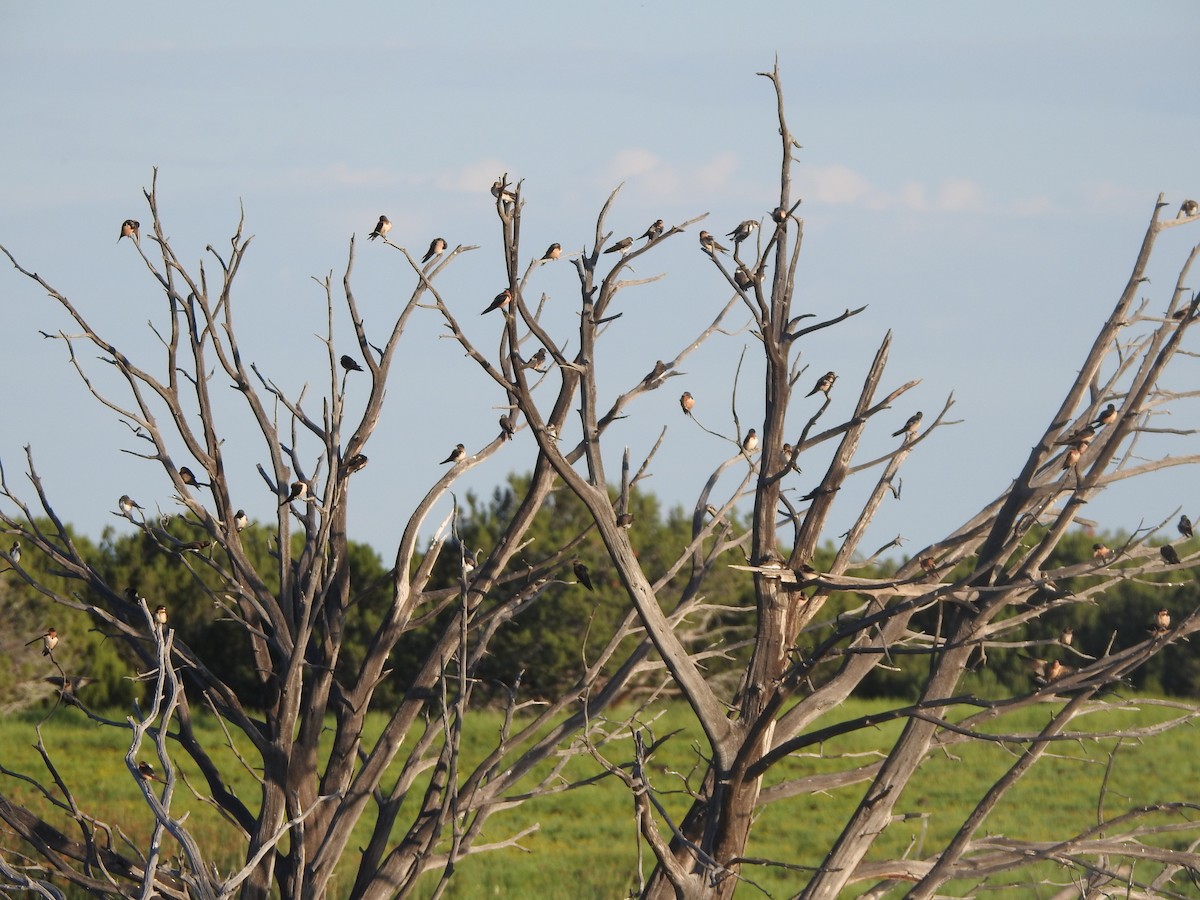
[[800, 163, 1037, 214], [434, 159, 511, 193], [597, 149, 740, 200]]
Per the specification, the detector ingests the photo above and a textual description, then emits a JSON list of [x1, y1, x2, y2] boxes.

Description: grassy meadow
[[1, 696, 1197, 898]]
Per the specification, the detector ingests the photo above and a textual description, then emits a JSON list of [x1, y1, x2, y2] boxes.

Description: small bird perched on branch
[[440, 443, 466, 465], [680, 392, 695, 415], [1092, 403, 1117, 427], [640, 219, 664, 242], [368, 215, 391, 241], [481, 289, 511, 315], [179, 466, 210, 489], [1160, 544, 1181, 566], [26, 628, 58, 656], [604, 236, 633, 255], [807, 371, 836, 398], [280, 480, 309, 506], [137, 761, 163, 783], [1178, 515, 1192, 539], [340, 354, 363, 373], [118, 495, 142, 517], [727, 220, 758, 243], [742, 429, 758, 453], [573, 560, 593, 591], [1154, 608, 1171, 634], [422, 237, 447, 263], [154, 605, 168, 629], [698, 231, 728, 255], [1092, 543, 1112, 560], [1179, 199, 1198, 218], [491, 179, 516, 206], [541, 242, 561, 261], [119, 219, 140, 243], [234, 509, 249, 531], [892, 412, 922, 439]]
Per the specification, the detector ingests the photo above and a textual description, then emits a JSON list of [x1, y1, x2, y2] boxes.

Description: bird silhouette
[[1161, 544, 1181, 566], [340, 355, 363, 373], [573, 560, 594, 591], [1179, 515, 1193, 539]]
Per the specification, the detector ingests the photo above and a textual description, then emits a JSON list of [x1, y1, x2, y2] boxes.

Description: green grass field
[[1, 697, 1197, 898]]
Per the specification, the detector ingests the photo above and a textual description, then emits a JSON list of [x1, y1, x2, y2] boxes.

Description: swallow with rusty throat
[[680, 391, 694, 414], [482, 289, 512, 315], [541, 242, 561, 261], [26, 628, 58, 656], [119, 219, 140, 243]]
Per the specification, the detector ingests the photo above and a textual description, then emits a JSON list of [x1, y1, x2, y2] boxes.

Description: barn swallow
[[742, 429, 759, 453], [1059, 627, 1074, 646], [643, 360, 668, 384], [1160, 544, 1181, 565], [1180, 515, 1193, 538], [1155, 608, 1171, 632], [342, 453, 368, 475], [234, 509, 249, 531], [440, 443, 466, 465], [368, 216, 391, 241], [9, 541, 20, 564], [422, 237, 447, 263], [491, 180, 516, 205], [154, 605, 168, 628], [523, 348, 548, 371], [771, 206, 788, 224], [573, 560, 594, 591], [1046, 660, 1069, 681], [545, 423, 559, 441], [1093, 403, 1117, 427], [680, 391, 694, 414], [640, 219, 664, 241], [482, 289, 512, 315], [1061, 446, 1082, 470], [920, 557, 937, 575], [1022, 655, 1066, 683], [26, 628, 58, 656], [734, 266, 754, 291], [616, 512, 634, 529], [892, 412, 922, 438], [137, 761, 163, 783], [340, 354, 363, 373], [1092, 543, 1112, 560], [541, 242, 561, 261], [119, 219, 140, 243], [603, 236, 634, 255], [119, 495, 143, 517], [727, 220, 758, 243], [280, 481, 309, 506], [807, 371, 836, 397], [500, 416, 516, 440], [699, 231, 728, 255], [179, 466, 210, 488], [1179, 199, 1199, 218]]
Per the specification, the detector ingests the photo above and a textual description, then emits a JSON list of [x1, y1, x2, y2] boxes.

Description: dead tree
[[2, 64, 1200, 899]]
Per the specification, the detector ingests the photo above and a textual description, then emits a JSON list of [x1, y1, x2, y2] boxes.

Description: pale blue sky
[[2, 3, 1199, 558]]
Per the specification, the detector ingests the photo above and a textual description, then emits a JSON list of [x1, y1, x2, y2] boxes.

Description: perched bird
[[807, 371, 836, 398], [523, 348, 547, 370], [1160, 544, 1181, 565], [1055, 424, 1096, 446], [280, 481, 309, 506], [920, 557, 937, 575], [368, 216, 391, 241], [26, 628, 58, 656], [118, 495, 143, 517], [573, 560, 594, 591], [491, 180, 516, 205], [1059, 627, 1074, 646], [234, 509, 249, 532], [680, 391, 695, 414], [1179, 515, 1193, 538], [698, 231, 728, 255], [499, 415, 516, 440], [1179, 199, 1199, 218], [9, 541, 20, 564], [154, 605, 168, 628], [1023, 655, 1062, 683], [1093, 403, 1117, 427], [137, 761, 163, 783], [340, 354, 363, 373], [639, 219, 664, 242], [727, 220, 758, 243], [461, 545, 480, 574], [541, 242, 561, 261], [119, 219, 140, 243], [741, 429, 759, 453], [1061, 446, 1082, 471], [481, 289, 512, 315], [603, 236, 634, 255], [1092, 543, 1113, 560], [616, 512, 634, 529], [440, 443, 466, 465], [771, 206, 788, 224], [422, 237, 447, 263], [734, 267, 754, 291], [1155, 608, 1172, 632], [643, 360, 668, 385], [342, 453, 369, 475], [892, 412, 923, 438], [179, 466, 209, 488]]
